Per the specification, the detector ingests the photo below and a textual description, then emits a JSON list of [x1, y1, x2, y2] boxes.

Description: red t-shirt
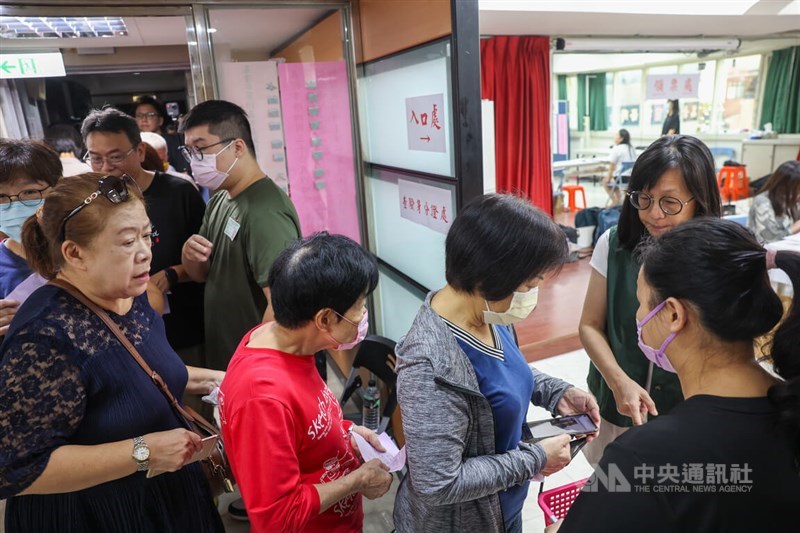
[[219, 327, 362, 533]]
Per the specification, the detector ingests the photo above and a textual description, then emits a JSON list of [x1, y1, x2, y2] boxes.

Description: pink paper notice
[[278, 61, 360, 243]]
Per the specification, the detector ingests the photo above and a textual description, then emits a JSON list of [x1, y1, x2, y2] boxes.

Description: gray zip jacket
[[393, 293, 573, 532]]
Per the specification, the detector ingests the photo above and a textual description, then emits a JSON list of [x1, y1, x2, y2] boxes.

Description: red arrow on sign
[[419, 136, 431, 142]]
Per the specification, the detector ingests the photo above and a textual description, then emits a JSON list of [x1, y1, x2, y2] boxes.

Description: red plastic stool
[[717, 166, 748, 202], [561, 184, 587, 211]]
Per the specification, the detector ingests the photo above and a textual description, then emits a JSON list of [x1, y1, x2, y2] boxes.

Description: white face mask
[[190, 141, 238, 190], [483, 287, 539, 326]]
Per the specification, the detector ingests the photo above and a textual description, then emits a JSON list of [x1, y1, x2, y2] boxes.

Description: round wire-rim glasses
[[626, 190, 694, 216], [0, 186, 52, 210]]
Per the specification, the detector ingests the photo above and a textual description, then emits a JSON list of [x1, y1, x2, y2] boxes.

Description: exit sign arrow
[[419, 135, 431, 142], [0, 61, 18, 74]]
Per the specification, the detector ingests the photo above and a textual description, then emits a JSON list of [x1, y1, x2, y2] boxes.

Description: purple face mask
[[636, 300, 678, 373], [328, 309, 369, 350]]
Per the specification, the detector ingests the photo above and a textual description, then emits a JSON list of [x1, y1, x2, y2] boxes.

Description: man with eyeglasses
[[179, 101, 301, 371], [81, 108, 207, 368], [133, 96, 189, 174], [179, 99, 301, 523]]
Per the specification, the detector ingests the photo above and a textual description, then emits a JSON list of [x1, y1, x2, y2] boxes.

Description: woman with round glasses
[[579, 135, 721, 465], [0, 172, 225, 532], [0, 139, 61, 336]]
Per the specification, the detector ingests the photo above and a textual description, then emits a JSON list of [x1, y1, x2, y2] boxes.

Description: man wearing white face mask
[[0, 139, 61, 335], [180, 100, 301, 373], [394, 194, 601, 533]]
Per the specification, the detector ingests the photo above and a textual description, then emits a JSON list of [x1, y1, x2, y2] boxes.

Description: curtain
[[577, 73, 607, 131], [761, 46, 800, 134], [557, 75, 567, 101], [480, 36, 553, 214]]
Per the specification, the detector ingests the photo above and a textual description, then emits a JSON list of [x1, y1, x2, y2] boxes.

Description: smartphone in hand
[[522, 414, 599, 444]]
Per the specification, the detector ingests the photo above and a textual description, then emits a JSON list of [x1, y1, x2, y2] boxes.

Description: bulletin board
[[218, 61, 288, 191], [278, 61, 361, 243]]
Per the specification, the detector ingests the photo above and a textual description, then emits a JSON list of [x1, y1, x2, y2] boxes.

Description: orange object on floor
[[717, 166, 749, 202], [561, 184, 587, 211]]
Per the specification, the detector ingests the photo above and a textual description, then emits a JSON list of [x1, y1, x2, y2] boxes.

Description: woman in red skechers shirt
[[219, 232, 392, 532]]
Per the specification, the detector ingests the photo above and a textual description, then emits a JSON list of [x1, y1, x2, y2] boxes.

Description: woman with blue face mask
[[394, 194, 600, 533], [555, 218, 800, 531], [0, 139, 61, 335]]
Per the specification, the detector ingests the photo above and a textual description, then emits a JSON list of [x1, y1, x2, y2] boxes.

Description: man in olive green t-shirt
[[180, 100, 301, 371]]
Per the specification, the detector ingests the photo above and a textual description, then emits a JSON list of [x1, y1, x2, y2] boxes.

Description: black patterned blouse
[[0, 285, 223, 532]]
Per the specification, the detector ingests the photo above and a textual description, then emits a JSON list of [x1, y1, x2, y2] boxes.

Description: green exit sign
[[0, 52, 65, 79]]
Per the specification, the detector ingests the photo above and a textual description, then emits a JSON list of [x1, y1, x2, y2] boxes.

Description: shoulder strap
[[47, 278, 218, 435]]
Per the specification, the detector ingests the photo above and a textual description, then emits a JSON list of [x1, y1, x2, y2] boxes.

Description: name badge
[[224, 216, 240, 241]]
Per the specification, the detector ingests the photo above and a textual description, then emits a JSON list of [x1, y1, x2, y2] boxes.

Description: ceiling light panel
[[0, 16, 128, 39]]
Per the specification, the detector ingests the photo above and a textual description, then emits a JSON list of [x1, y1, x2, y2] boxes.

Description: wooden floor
[[516, 254, 592, 362], [514, 208, 592, 362]]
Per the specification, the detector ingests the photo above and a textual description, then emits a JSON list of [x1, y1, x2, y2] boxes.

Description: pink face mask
[[636, 300, 678, 373], [328, 309, 368, 350]]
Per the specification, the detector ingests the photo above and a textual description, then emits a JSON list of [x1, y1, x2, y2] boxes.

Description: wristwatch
[[132, 436, 150, 472]]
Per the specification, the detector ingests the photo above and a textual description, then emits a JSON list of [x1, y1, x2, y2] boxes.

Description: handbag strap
[[48, 278, 218, 436]]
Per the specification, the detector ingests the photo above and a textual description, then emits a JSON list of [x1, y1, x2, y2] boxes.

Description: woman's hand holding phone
[[556, 387, 602, 440], [538, 434, 571, 476]]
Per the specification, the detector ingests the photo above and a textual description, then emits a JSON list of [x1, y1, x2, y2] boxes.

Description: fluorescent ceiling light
[[0, 16, 128, 39], [556, 37, 741, 53], [479, 1, 760, 16], [553, 53, 690, 73]]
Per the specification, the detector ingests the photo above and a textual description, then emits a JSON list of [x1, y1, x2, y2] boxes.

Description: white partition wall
[[360, 42, 455, 177], [358, 39, 460, 341], [365, 168, 451, 291]]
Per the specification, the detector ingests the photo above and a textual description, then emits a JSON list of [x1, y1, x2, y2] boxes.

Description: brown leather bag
[[49, 279, 235, 497]]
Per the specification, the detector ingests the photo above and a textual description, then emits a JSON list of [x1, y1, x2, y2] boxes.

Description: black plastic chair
[[338, 334, 398, 435]]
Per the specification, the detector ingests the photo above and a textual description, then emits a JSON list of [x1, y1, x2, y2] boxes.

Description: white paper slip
[[186, 434, 219, 465], [146, 435, 219, 478], [352, 431, 406, 472]]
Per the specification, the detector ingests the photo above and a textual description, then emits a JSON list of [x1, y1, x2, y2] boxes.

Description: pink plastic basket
[[537, 477, 590, 525]]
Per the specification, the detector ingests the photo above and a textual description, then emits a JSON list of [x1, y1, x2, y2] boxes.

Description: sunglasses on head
[[59, 174, 138, 242]]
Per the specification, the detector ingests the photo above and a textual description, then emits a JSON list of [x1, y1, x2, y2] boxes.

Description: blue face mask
[[0, 199, 43, 242]]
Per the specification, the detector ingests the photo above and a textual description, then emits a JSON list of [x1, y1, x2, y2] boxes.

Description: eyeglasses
[[0, 186, 51, 210], [59, 174, 138, 241], [135, 112, 159, 120], [83, 146, 137, 168], [179, 138, 235, 163], [627, 190, 694, 216]]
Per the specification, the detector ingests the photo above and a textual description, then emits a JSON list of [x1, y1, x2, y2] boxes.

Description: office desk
[[553, 157, 610, 185]]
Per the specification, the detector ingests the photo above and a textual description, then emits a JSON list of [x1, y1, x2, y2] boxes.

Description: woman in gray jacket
[[394, 194, 600, 533]]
